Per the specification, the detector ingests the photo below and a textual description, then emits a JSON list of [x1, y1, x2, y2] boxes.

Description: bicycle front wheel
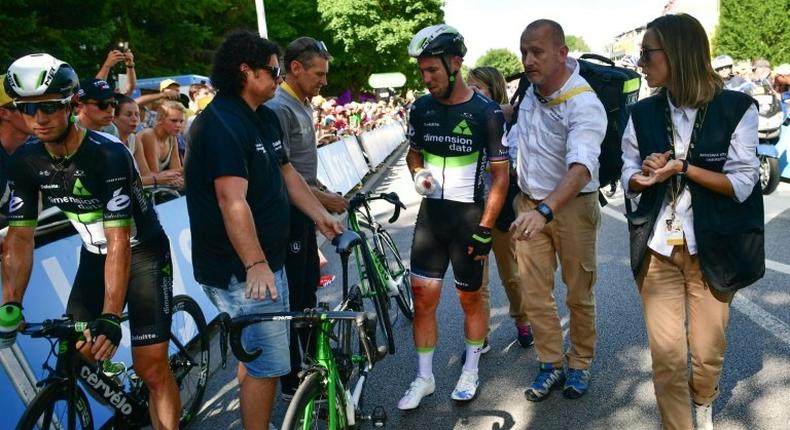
[[169, 295, 209, 427], [16, 382, 94, 430], [281, 371, 350, 430]]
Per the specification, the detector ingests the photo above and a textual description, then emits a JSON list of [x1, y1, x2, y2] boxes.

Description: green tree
[[713, 0, 790, 65], [316, 0, 444, 94], [0, 0, 445, 96], [475, 48, 522, 77], [0, 0, 259, 80], [566, 35, 591, 53]]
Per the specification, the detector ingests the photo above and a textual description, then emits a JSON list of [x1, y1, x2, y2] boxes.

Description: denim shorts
[[201, 270, 290, 378]]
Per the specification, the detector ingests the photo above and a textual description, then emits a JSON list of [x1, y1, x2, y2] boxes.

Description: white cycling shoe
[[451, 369, 479, 401], [397, 375, 435, 410]]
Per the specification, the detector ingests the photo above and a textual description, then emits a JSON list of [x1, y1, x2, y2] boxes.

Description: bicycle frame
[[347, 195, 405, 300], [222, 309, 377, 429], [24, 320, 151, 427]]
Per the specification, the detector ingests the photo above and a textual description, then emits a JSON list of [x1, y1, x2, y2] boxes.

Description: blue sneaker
[[524, 363, 565, 402], [563, 368, 591, 399]]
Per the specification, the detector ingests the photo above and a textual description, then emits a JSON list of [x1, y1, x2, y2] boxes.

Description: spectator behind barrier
[[75, 78, 122, 137], [95, 47, 137, 97], [137, 101, 185, 188]]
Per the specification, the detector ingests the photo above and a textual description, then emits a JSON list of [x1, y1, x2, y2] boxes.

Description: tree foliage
[[316, 0, 444, 94], [0, 0, 445, 96], [713, 0, 790, 65], [566, 35, 591, 53], [475, 48, 522, 77]]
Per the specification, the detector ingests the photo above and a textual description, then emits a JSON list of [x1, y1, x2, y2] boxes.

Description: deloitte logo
[[452, 120, 473, 136], [72, 179, 92, 197]]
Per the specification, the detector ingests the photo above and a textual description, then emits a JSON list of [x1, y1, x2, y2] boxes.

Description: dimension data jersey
[[407, 92, 508, 203], [7, 130, 164, 254]]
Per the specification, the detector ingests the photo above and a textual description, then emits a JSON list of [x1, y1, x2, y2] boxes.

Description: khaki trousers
[[637, 247, 733, 430], [515, 192, 600, 369], [480, 226, 529, 326]]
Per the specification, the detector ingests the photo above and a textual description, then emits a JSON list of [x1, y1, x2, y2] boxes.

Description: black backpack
[[507, 54, 641, 205]]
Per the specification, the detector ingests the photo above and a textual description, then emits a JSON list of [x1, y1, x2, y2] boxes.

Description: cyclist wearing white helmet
[[0, 53, 181, 430], [399, 24, 509, 408], [712, 54, 752, 94]]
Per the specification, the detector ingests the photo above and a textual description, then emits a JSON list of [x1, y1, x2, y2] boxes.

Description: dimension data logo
[[72, 179, 92, 197], [453, 120, 473, 136]]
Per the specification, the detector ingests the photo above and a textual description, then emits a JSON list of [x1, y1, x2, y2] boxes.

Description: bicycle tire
[[376, 229, 414, 320], [281, 371, 349, 430], [16, 382, 94, 430], [355, 226, 397, 355], [169, 295, 209, 428]]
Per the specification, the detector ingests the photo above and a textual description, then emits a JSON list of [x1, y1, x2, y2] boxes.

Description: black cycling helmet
[[4, 53, 80, 100], [408, 24, 467, 59]]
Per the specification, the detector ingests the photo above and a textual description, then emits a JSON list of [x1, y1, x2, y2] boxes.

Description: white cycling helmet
[[408, 24, 467, 58], [712, 55, 734, 71], [775, 64, 790, 76], [4, 53, 79, 100]]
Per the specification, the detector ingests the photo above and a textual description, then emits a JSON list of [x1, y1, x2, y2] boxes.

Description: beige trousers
[[637, 247, 733, 430], [515, 192, 600, 369], [480, 226, 529, 326]]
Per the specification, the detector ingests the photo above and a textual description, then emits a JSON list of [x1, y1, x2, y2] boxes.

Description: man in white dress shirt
[[508, 19, 607, 402]]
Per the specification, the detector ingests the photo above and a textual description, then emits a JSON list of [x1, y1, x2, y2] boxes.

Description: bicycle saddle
[[331, 230, 362, 255]]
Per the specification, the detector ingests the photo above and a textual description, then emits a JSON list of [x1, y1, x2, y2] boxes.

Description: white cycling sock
[[462, 339, 484, 372], [416, 347, 434, 379]]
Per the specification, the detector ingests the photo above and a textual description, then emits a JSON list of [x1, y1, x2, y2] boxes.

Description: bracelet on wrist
[[245, 259, 268, 271], [125, 64, 135, 68]]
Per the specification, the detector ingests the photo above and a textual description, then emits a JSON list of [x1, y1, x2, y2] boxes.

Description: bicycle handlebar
[[349, 192, 407, 223], [20, 318, 89, 339], [218, 309, 380, 366]]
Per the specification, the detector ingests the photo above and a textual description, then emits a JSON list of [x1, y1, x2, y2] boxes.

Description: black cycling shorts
[[410, 198, 485, 292], [66, 234, 174, 347]]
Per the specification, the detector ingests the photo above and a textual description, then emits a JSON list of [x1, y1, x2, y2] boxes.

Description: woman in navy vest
[[620, 14, 763, 430]]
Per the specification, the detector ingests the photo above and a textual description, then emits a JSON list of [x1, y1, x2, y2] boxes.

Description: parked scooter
[[753, 79, 786, 195]]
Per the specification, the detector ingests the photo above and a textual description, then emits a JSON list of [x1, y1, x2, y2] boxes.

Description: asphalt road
[[193, 149, 790, 430]]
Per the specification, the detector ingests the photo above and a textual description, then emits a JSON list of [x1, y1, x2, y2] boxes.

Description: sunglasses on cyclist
[[14, 98, 72, 116], [260, 65, 282, 80], [85, 99, 118, 110]]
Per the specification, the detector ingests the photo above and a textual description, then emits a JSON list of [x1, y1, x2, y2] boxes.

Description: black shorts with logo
[[410, 198, 485, 291], [66, 233, 173, 347]]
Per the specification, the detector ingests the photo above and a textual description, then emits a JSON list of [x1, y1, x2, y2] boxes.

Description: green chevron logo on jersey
[[162, 263, 172, 277], [72, 179, 92, 197], [452, 120, 473, 136]]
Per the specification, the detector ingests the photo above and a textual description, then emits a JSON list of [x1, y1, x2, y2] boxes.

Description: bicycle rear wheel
[[168, 295, 209, 427], [16, 382, 94, 430], [281, 370, 350, 430], [375, 229, 414, 320], [355, 228, 397, 355]]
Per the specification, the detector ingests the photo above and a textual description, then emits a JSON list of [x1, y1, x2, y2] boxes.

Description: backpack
[[507, 54, 641, 206]]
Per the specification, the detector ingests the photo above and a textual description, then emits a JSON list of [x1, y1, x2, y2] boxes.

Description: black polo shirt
[[185, 93, 290, 288]]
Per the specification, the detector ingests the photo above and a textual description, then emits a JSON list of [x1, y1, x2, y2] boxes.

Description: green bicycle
[[220, 230, 389, 429], [347, 192, 414, 355]]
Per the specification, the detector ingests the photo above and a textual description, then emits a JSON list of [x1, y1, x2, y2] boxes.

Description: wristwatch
[[535, 202, 554, 223], [679, 159, 689, 175]]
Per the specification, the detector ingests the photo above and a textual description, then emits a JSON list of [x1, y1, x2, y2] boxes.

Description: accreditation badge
[[665, 216, 685, 246]]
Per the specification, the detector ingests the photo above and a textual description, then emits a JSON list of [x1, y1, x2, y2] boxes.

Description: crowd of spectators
[[90, 46, 413, 189], [311, 96, 410, 145]]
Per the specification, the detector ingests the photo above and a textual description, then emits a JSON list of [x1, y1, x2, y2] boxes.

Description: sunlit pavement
[[193, 151, 790, 430]]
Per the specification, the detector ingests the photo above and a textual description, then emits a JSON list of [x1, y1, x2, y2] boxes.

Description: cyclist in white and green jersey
[[398, 24, 510, 409]]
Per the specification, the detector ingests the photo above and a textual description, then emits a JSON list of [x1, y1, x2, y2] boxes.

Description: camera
[[117, 41, 129, 53]]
